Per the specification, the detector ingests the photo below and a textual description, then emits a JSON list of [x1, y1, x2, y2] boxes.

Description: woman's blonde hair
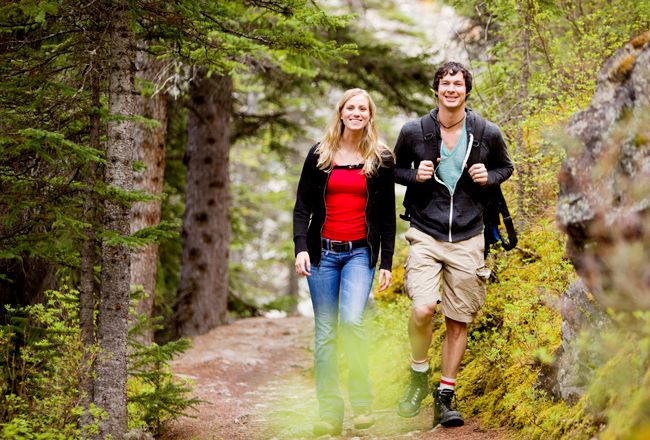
[[316, 88, 391, 176]]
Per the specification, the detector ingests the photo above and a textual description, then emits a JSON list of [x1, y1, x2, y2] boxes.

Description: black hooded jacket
[[394, 108, 514, 242]]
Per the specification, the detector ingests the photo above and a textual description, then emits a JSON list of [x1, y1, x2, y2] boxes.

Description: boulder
[[545, 31, 650, 402]]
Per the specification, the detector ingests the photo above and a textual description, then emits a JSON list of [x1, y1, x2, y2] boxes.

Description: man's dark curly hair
[[432, 61, 473, 97]]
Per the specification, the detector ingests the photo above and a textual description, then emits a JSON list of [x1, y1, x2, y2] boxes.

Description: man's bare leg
[[398, 302, 437, 417], [441, 316, 467, 378], [408, 302, 437, 361]]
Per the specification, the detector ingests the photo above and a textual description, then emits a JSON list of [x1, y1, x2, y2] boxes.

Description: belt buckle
[[331, 241, 350, 252]]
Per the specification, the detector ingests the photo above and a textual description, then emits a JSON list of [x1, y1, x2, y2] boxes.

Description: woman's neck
[[335, 129, 364, 165], [339, 129, 363, 152]]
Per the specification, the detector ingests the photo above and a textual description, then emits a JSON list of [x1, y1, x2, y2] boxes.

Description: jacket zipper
[[433, 133, 474, 242]]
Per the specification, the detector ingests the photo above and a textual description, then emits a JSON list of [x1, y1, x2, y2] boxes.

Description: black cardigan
[[293, 144, 396, 271]]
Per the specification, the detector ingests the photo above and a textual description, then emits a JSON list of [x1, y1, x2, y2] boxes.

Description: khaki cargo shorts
[[404, 227, 490, 323]]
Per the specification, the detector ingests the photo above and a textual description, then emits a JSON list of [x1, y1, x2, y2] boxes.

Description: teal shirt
[[436, 120, 468, 194]]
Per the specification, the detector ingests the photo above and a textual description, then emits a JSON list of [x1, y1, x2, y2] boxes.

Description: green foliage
[[0, 285, 199, 438], [414, 1, 650, 438], [128, 338, 202, 436], [137, 0, 356, 77], [0, 1, 103, 276], [449, 0, 650, 227], [366, 294, 414, 408], [371, 220, 573, 438], [127, 294, 202, 436], [0, 288, 102, 438]]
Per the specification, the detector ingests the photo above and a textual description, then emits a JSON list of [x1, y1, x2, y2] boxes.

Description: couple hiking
[[293, 61, 514, 436]]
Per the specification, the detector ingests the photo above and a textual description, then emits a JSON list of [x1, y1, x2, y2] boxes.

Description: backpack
[[414, 110, 518, 256]]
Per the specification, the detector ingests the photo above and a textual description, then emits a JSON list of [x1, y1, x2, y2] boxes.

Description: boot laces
[[438, 389, 457, 411], [402, 372, 427, 403]]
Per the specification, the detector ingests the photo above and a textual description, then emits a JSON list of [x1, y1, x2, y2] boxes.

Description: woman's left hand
[[377, 269, 392, 291]]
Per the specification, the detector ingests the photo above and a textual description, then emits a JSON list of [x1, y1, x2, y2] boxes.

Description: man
[[393, 61, 513, 427]]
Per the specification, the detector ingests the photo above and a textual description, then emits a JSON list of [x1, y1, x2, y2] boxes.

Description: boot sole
[[440, 416, 464, 427], [397, 407, 420, 418], [313, 421, 343, 436]]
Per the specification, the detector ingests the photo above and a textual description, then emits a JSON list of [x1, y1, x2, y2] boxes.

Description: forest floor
[[164, 315, 510, 440]]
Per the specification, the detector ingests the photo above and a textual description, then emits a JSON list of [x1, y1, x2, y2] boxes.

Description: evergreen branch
[[230, 110, 288, 143], [199, 11, 272, 46], [246, 0, 295, 16], [0, 29, 82, 50]]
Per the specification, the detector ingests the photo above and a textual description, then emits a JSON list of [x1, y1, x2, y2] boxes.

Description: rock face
[[538, 279, 609, 403], [548, 31, 650, 401], [557, 31, 650, 311]]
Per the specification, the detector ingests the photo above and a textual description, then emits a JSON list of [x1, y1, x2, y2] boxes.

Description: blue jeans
[[307, 247, 375, 423]]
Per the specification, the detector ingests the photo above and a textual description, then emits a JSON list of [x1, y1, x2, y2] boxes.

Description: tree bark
[[79, 62, 101, 434], [173, 69, 232, 337], [130, 49, 168, 343], [93, 1, 135, 437]]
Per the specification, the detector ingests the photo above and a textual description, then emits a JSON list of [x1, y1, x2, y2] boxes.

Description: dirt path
[[164, 316, 508, 440]]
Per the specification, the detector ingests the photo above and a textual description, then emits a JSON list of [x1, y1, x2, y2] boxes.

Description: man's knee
[[411, 303, 437, 327], [445, 317, 468, 339]]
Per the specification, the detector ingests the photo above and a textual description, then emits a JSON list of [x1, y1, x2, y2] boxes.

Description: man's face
[[437, 71, 467, 110]]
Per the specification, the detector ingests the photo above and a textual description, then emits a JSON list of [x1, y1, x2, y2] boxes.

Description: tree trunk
[[79, 63, 101, 434], [93, 1, 135, 437], [130, 49, 168, 343], [173, 69, 232, 337]]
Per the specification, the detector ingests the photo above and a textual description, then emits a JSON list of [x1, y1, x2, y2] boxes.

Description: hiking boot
[[397, 369, 430, 418], [313, 418, 342, 436], [352, 410, 375, 429], [433, 388, 464, 427]]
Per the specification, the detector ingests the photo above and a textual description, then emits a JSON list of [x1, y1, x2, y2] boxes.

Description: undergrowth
[[368, 218, 576, 438], [0, 287, 199, 438], [369, 216, 650, 439]]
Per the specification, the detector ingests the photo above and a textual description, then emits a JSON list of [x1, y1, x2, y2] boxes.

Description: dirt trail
[[164, 316, 508, 440]]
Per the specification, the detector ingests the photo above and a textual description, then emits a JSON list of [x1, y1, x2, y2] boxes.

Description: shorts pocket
[[476, 266, 491, 282], [474, 266, 490, 310]]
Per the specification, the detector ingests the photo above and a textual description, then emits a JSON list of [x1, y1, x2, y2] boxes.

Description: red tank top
[[322, 165, 367, 241]]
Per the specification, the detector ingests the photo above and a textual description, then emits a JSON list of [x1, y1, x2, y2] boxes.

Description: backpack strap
[[483, 179, 518, 256], [470, 111, 518, 255], [400, 111, 439, 221], [420, 110, 440, 160], [493, 186, 517, 250], [468, 109, 486, 165]]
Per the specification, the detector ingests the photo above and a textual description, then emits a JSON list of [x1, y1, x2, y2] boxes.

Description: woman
[[293, 88, 396, 436]]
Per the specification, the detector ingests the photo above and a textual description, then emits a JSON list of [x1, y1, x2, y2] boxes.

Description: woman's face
[[340, 94, 371, 132]]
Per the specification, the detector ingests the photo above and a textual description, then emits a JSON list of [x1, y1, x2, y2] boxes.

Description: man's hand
[[416, 160, 434, 182], [294, 251, 311, 276], [377, 269, 392, 291], [468, 163, 488, 186]]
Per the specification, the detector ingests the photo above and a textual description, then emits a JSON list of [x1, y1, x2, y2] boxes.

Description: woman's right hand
[[295, 251, 311, 276]]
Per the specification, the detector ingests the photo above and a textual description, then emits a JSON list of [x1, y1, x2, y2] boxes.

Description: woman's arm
[[293, 146, 317, 255], [378, 151, 396, 273]]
